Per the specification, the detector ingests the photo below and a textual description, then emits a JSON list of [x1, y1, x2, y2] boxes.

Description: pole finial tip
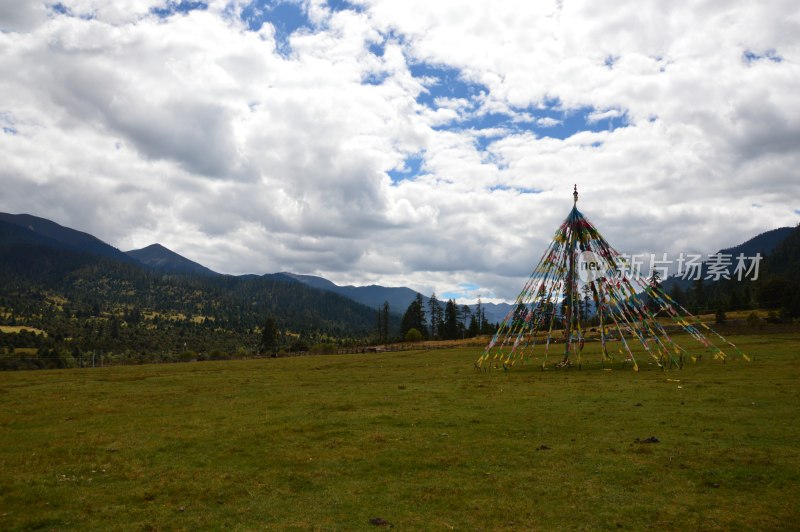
[[573, 184, 578, 204]]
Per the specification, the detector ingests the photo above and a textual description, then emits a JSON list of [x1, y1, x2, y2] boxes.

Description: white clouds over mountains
[[1, 0, 798, 302]]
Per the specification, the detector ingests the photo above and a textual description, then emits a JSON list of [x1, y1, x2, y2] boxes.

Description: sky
[[1, 0, 799, 304]]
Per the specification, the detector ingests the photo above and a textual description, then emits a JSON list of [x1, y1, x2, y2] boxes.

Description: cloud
[[586, 108, 623, 123], [0, 0, 49, 32], [1, 0, 799, 303], [535, 117, 561, 128]]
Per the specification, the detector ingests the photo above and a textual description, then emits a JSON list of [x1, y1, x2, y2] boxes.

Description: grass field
[[0, 325, 47, 336], [1, 333, 799, 530]]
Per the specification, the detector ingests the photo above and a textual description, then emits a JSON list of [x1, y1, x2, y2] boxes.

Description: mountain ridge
[[661, 226, 794, 292], [0, 213, 398, 356], [720, 226, 794, 257], [2, 211, 794, 323], [281, 272, 422, 315], [0, 212, 137, 264], [126, 243, 219, 276], [1, 211, 797, 368]]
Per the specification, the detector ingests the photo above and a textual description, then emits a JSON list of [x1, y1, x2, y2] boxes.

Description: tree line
[[394, 293, 498, 342], [662, 224, 800, 323]]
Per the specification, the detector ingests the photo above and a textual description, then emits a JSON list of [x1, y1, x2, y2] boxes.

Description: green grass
[[1, 333, 799, 530], [0, 325, 47, 335]]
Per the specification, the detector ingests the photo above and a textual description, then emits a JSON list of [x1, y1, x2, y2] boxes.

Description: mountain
[[0, 218, 69, 249], [5, 209, 792, 363], [764, 225, 800, 279], [282, 273, 421, 313], [0, 214, 402, 368], [282, 226, 794, 323], [0, 213, 136, 264], [754, 224, 800, 314], [720, 227, 795, 258], [283, 272, 514, 324], [126, 243, 218, 276], [661, 226, 794, 293], [479, 302, 515, 324], [0, 212, 516, 326], [0, 221, 382, 337], [657, 223, 800, 318]]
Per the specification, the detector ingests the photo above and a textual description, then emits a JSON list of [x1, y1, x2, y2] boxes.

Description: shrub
[[289, 339, 310, 353], [404, 328, 423, 343], [310, 343, 337, 355], [715, 305, 726, 324], [209, 349, 230, 360], [179, 350, 197, 362], [766, 310, 782, 324]]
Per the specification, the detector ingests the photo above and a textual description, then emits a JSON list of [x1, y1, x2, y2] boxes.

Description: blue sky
[[151, 1, 209, 17], [183, 1, 634, 197], [239, 0, 309, 54], [409, 62, 628, 139], [153, 1, 630, 187]]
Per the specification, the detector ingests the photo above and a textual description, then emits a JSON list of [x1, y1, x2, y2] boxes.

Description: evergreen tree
[[480, 308, 492, 335], [729, 289, 742, 311], [715, 302, 727, 324], [375, 301, 391, 343], [467, 315, 478, 337], [259, 316, 279, 356], [443, 299, 459, 340], [381, 301, 390, 342], [428, 292, 441, 339], [513, 303, 527, 328], [460, 304, 471, 339], [109, 317, 121, 340], [669, 283, 687, 306], [401, 294, 428, 339], [541, 300, 555, 331], [692, 279, 706, 313], [647, 270, 662, 314], [582, 284, 593, 317]]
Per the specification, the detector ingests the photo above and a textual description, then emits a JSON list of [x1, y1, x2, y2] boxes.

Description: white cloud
[[0, 0, 49, 32], [1, 0, 799, 304], [586, 108, 623, 123], [535, 117, 561, 128]]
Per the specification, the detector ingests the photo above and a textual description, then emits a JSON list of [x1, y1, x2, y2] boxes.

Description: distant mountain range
[[119, 246, 515, 322], [661, 226, 795, 292], [0, 212, 446, 317], [2, 210, 796, 370], [1, 211, 796, 328], [280, 273, 422, 314], [0, 212, 396, 350]]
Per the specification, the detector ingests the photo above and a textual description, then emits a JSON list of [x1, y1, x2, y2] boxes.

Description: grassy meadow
[[1, 332, 799, 530]]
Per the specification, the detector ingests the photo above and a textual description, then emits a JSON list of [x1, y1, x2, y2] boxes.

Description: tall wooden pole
[[564, 185, 579, 362]]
